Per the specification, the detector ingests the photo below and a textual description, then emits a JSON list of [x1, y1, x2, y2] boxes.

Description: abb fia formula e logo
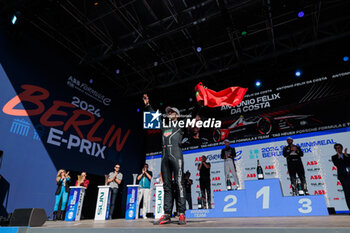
[[195, 154, 221, 162], [194, 150, 242, 162]]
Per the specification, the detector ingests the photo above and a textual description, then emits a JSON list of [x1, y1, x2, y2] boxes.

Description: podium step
[[186, 179, 328, 218]]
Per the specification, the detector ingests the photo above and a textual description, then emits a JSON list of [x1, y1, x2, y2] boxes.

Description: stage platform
[[2, 216, 350, 233]]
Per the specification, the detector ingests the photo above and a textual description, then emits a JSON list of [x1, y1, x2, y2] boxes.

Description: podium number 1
[[223, 195, 237, 212], [256, 186, 270, 209]]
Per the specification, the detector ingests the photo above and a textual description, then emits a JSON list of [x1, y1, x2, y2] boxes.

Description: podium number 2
[[223, 195, 237, 212], [256, 186, 270, 209], [298, 198, 312, 213]]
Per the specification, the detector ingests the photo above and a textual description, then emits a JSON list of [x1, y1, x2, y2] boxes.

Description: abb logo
[[195, 154, 220, 162], [314, 190, 326, 195], [213, 189, 222, 192], [212, 177, 220, 181], [334, 198, 340, 200], [247, 174, 256, 178], [337, 181, 342, 186], [265, 165, 275, 170], [196, 173, 200, 177], [332, 166, 337, 171], [310, 175, 322, 180], [307, 161, 318, 166], [196, 185, 200, 188], [231, 181, 237, 186]]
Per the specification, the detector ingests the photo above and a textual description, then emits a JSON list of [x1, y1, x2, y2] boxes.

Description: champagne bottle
[[297, 178, 304, 196], [226, 175, 232, 190], [257, 160, 264, 180], [197, 193, 202, 209], [226, 179, 232, 191]]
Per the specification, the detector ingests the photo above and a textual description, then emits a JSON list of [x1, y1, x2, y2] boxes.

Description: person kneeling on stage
[[137, 163, 153, 219], [332, 143, 350, 211], [283, 137, 309, 196], [53, 169, 71, 221], [198, 155, 211, 209], [107, 164, 123, 220], [221, 139, 239, 190], [143, 94, 187, 225]]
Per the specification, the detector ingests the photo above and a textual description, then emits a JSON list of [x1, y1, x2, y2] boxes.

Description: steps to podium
[[186, 179, 328, 218]]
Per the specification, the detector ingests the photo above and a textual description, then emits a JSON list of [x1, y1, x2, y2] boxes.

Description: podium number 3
[[256, 186, 270, 209], [298, 198, 312, 213], [223, 195, 237, 212]]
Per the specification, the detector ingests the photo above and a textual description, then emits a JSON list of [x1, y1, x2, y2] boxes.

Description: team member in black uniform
[[283, 137, 309, 196], [198, 155, 211, 209], [185, 171, 193, 209], [143, 94, 186, 225], [332, 143, 350, 211]]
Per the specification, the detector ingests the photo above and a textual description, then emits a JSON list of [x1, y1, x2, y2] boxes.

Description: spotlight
[[295, 70, 302, 77], [11, 15, 17, 25], [189, 97, 193, 102], [255, 81, 261, 87], [343, 56, 349, 62], [298, 11, 304, 18], [137, 108, 140, 112], [196, 47, 202, 53], [89, 79, 93, 84], [116, 69, 120, 74], [94, 2, 99, 6], [154, 61, 158, 67], [160, 102, 163, 106], [241, 31, 247, 36]]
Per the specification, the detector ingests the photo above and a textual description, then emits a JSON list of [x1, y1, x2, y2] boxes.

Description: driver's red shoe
[[178, 214, 186, 225], [153, 214, 171, 225]]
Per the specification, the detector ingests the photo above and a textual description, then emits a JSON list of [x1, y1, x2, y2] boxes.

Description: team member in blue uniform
[[143, 94, 186, 225], [137, 163, 153, 219], [53, 169, 71, 221]]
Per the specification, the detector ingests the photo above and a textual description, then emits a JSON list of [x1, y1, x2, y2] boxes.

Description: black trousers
[[339, 177, 350, 210], [287, 161, 308, 193], [109, 188, 118, 218], [161, 146, 186, 215], [200, 179, 211, 209], [186, 193, 193, 209]]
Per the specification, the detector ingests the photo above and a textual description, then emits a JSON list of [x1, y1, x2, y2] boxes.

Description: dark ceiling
[[0, 0, 350, 108]]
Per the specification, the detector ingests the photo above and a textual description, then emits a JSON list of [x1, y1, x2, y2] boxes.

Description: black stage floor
[[3, 215, 350, 233]]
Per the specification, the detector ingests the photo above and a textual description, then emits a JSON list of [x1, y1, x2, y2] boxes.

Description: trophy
[[132, 174, 138, 185], [105, 174, 109, 185]]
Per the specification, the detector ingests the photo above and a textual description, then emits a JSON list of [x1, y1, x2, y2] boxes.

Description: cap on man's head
[[165, 106, 180, 116], [224, 139, 230, 143], [287, 137, 293, 140]]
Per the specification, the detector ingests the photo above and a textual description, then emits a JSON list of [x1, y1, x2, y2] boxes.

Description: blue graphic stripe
[[335, 210, 350, 214], [0, 227, 21, 233], [146, 126, 350, 160]]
